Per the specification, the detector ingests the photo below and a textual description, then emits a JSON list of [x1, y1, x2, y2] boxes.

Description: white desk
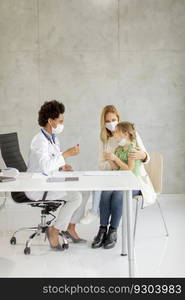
[[0, 171, 141, 277]]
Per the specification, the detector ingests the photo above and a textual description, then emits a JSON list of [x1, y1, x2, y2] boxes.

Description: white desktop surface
[[0, 171, 141, 192]]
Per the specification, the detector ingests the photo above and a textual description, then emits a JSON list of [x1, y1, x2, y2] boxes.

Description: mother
[[91, 105, 149, 249]]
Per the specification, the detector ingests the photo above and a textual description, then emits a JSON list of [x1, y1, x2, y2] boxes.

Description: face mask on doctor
[[105, 120, 118, 132], [49, 122, 64, 134]]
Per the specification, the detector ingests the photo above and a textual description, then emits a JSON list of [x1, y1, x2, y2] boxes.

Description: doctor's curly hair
[[38, 100, 65, 126]]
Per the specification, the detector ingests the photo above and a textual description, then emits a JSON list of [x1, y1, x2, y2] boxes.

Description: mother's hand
[[128, 147, 147, 161]]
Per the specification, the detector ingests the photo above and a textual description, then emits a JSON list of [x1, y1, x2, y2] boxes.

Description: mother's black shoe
[[91, 226, 107, 248], [103, 227, 117, 249]]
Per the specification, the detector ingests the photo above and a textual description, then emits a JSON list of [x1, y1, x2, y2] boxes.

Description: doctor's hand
[[63, 144, 80, 159], [60, 164, 73, 171]]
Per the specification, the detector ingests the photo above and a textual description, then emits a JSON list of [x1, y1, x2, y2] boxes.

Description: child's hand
[[103, 152, 116, 161]]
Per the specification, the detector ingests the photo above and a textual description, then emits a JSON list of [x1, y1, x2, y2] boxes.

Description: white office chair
[[133, 152, 169, 239]]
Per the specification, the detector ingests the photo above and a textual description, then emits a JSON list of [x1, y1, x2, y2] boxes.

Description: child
[[106, 121, 156, 207], [109, 121, 141, 175]]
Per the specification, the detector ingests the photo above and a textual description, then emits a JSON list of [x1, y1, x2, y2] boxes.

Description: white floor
[[0, 194, 185, 278]]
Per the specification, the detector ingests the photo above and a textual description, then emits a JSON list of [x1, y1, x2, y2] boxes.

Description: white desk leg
[[121, 191, 127, 256], [126, 190, 135, 278]]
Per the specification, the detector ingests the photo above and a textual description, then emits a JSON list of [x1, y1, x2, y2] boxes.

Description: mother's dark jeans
[[100, 190, 141, 229]]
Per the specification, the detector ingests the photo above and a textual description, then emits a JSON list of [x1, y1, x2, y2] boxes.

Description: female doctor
[[26, 100, 89, 251]]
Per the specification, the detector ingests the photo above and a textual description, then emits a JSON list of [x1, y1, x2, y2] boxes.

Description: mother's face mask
[[105, 120, 118, 132]]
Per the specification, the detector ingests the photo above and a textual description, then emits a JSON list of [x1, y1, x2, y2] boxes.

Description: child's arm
[[103, 151, 135, 171], [108, 160, 119, 170], [114, 156, 135, 171], [103, 152, 119, 170]]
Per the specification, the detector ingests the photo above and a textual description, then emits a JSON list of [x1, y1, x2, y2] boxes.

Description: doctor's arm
[[62, 144, 80, 159], [32, 140, 66, 174], [59, 145, 80, 171]]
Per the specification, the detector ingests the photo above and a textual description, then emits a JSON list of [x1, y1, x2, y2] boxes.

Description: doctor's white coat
[[25, 131, 66, 201]]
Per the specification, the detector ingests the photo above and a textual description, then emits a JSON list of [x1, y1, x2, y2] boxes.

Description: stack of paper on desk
[[0, 176, 16, 182]]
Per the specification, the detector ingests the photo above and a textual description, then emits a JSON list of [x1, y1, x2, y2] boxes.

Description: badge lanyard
[[41, 129, 59, 157]]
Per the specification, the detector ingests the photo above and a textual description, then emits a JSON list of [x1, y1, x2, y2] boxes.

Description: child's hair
[[116, 121, 136, 142]]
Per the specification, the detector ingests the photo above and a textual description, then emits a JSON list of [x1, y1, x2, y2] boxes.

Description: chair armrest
[[133, 195, 143, 201]]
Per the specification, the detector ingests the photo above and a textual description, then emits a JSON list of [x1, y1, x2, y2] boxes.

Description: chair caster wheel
[[62, 243, 69, 250], [10, 237, 16, 245], [24, 247, 31, 255]]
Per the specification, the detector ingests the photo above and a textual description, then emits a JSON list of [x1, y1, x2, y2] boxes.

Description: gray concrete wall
[[0, 0, 185, 193]]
